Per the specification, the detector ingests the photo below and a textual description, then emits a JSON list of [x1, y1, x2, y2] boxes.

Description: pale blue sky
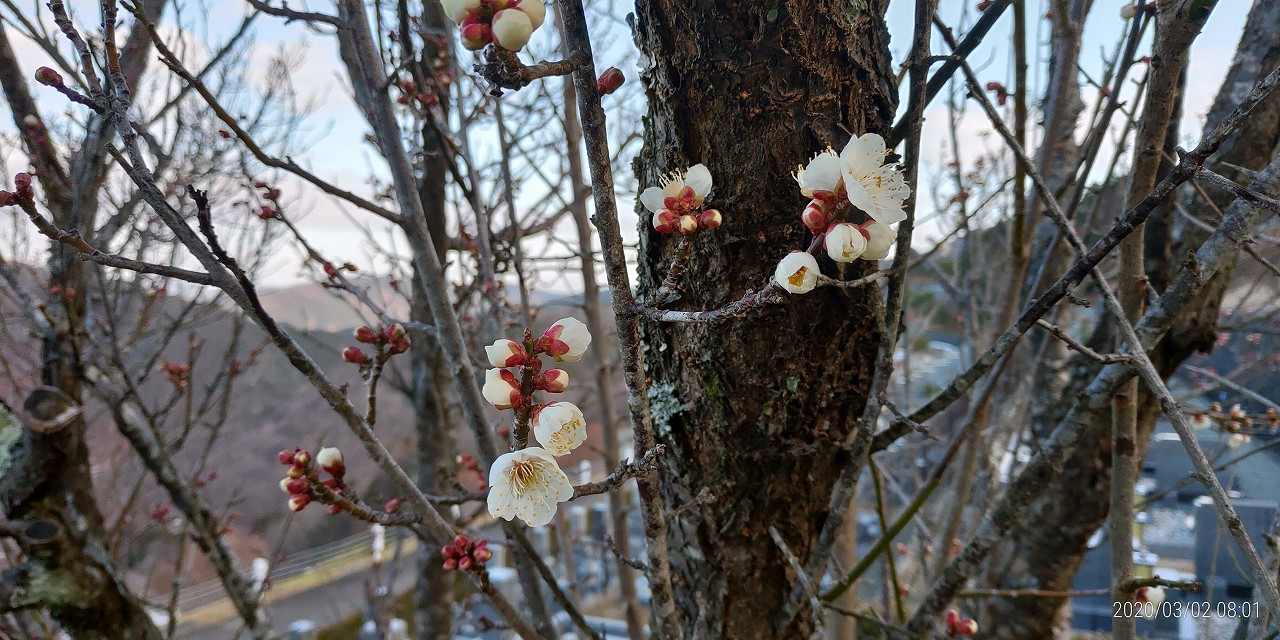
[[0, 1, 1255, 287]]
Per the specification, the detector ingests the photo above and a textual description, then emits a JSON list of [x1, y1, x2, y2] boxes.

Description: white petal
[[868, 206, 907, 226], [796, 152, 841, 197], [860, 222, 896, 261], [661, 179, 683, 198], [840, 133, 887, 179], [639, 187, 666, 213], [844, 177, 877, 218], [683, 164, 713, 197]]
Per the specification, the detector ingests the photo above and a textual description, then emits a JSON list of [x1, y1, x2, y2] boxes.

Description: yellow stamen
[[787, 266, 809, 288]]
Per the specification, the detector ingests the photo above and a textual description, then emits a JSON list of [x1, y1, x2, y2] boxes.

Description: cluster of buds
[[1, 172, 36, 207], [343, 323, 411, 369], [442, 0, 546, 52], [441, 534, 492, 572], [597, 67, 625, 96], [944, 609, 978, 636], [642, 164, 722, 235], [484, 318, 591, 527], [278, 447, 347, 514], [158, 361, 191, 391]]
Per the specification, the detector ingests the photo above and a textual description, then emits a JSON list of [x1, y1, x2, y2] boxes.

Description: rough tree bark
[[631, 1, 895, 637], [983, 2, 1280, 638]]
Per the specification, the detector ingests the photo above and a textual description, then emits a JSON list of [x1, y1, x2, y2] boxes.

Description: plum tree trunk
[[632, 2, 895, 637]]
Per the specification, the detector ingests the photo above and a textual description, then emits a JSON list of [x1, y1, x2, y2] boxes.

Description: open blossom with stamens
[[825, 223, 867, 263], [532, 402, 587, 455], [794, 134, 910, 227], [487, 447, 573, 526], [774, 251, 819, 294], [482, 368, 521, 409], [538, 317, 591, 362]]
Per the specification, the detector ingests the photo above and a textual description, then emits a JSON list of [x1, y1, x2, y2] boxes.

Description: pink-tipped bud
[[294, 450, 312, 466], [697, 209, 722, 230], [442, 545, 459, 559], [442, 558, 458, 571], [801, 199, 830, 232], [453, 534, 470, 549], [956, 620, 977, 635], [387, 336, 411, 355], [458, 556, 474, 571], [652, 210, 680, 234], [342, 346, 371, 365], [459, 21, 492, 50], [284, 477, 310, 495], [258, 205, 275, 219], [277, 449, 297, 465], [354, 326, 379, 343], [286, 464, 306, 479], [473, 545, 493, 562], [316, 447, 345, 478], [278, 478, 291, 493], [384, 324, 406, 342], [385, 498, 404, 513], [597, 67, 624, 95], [678, 214, 699, 235], [14, 173, 33, 200], [539, 369, 569, 393], [287, 494, 311, 512], [34, 67, 63, 87]]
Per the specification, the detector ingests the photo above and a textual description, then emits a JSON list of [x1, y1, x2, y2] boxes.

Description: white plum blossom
[[487, 447, 574, 527], [1226, 432, 1252, 449], [793, 135, 910, 226], [825, 223, 867, 263], [482, 368, 521, 409], [861, 221, 896, 261], [840, 133, 909, 225], [640, 164, 713, 215], [515, 0, 545, 29], [1190, 413, 1213, 430], [486, 338, 526, 368], [440, 0, 481, 22], [532, 402, 587, 455], [540, 317, 592, 362], [774, 251, 819, 294]]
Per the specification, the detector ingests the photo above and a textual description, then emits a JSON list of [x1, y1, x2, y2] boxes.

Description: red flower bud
[[323, 262, 339, 278], [34, 67, 63, 87], [343, 346, 371, 365], [287, 464, 306, 478], [385, 497, 405, 512], [218, 129, 231, 138], [285, 477, 310, 494], [458, 556, 474, 571], [384, 323, 407, 342], [597, 67, 624, 95], [265, 188, 281, 200], [327, 504, 342, 515], [697, 209, 722, 230], [0, 191, 16, 207], [294, 450, 312, 466], [14, 173, 33, 200], [354, 326, 379, 343], [277, 449, 297, 465], [442, 545, 458, 559], [453, 534, 470, 548], [442, 558, 458, 571], [473, 546, 492, 562]]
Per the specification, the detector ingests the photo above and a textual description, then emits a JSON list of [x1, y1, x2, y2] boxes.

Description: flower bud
[[678, 214, 699, 235], [342, 346, 371, 365], [460, 21, 492, 50], [1136, 586, 1165, 618], [14, 173, 33, 200], [515, 0, 546, 29], [860, 221, 895, 261], [473, 545, 493, 562], [486, 338, 528, 368], [825, 223, 867, 263], [317, 447, 345, 477], [774, 251, 819, 294], [0, 191, 16, 207], [442, 545, 458, 559], [34, 66, 63, 86], [387, 336, 411, 355], [384, 323, 407, 342], [287, 494, 311, 511], [458, 556, 474, 571], [652, 210, 680, 234], [1227, 432, 1251, 449], [454, 534, 470, 548], [279, 478, 291, 493], [441, 0, 482, 23], [955, 620, 977, 635], [482, 368, 521, 409], [540, 317, 591, 362], [539, 369, 568, 393], [801, 199, 830, 232], [277, 449, 297, 465], [491, 9, 533, 51], [385, 497, 404, 513], [442, 557, 458, 570], [1120, 3, 1136, 19], [294, 450, 312, 466], [698, 209, 722, 230], [354, 326, 378, 344], [597, 67, 625, 95], [327, 504, 342, 515], [285, 477, 310, 494], [258, 206, 275, 219]]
